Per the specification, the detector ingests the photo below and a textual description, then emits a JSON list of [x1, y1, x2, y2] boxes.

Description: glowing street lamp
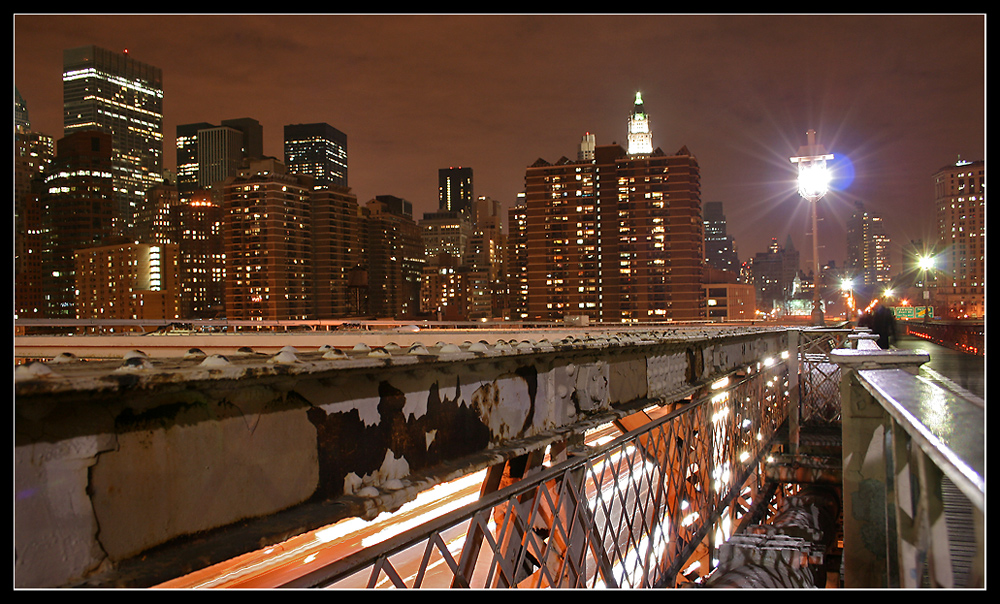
[[791, 129, 834, 326], [841, 277, 855, 321], [917, 254, 936, 321]]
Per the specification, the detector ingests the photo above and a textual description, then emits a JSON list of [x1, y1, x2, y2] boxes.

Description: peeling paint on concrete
[[15, 326, 791, 587]]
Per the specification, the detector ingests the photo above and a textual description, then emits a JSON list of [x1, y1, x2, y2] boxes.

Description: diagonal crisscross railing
[[797, 329, 851, 425], [282, 353, 791, 589]]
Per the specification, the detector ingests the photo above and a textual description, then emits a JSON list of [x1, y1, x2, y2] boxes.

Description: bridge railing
[[831, 341, 984, 588], [281, 355, 791, 588], [15, 325, 984, 589]]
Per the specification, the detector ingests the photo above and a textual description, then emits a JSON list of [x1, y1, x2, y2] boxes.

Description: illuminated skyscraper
[[223, 159, 314, 321], [177, 118, 263, 196], [703, 201, 740, 274], [170, 190, 226, 319], [14, 108, 54, 319], [933, 158, 985, 318], [438, 167, 474, 213], [365, 196, 425, 319], [40, 129, 116, 318], [62, 46, 163, 236], [506, 194, 529, 320], [627, 92, 653, 156], [522, 96, 704, 323], [284, 123, 348, 189], [846, 202, 891, 287], [311, 186, 365, 318], [176, 122, 213, 196]]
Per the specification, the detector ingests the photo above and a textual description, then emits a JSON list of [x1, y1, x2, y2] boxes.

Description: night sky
[[14, 14, 985, 273]]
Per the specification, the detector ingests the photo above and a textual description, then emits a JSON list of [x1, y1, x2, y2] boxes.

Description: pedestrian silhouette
[[859, 299, 897, 349]]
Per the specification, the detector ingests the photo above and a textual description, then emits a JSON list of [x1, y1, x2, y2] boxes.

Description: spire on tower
[[627, 91, 653, 156]]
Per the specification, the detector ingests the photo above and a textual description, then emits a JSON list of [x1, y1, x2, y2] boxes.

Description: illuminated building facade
[[506, 196, 529, 320], [364, 196, 425, 319], [311, 186, 365, 318], [223, 159, 314, 321], [63, 46, 163, 236], [15, 114, 54, 318], [175, 122, 212, 196], [468, 196, 507, 320], [627, 92, 653, 156], [704, 282, 756, 321], [523, 125, 704, 323], [177, 119, 264, 197], [171, 191, 226, 318], [751, 237, 800, 313], [74, 242, 181, 323], [420, 210, 473, 265], [438, 167, 474, 213], [933, 158, 985, 318], [284, 123, 348, 189], [703, 201, 740, 275], [846, 202, 891, 288], [196, 125, 245, 190], [40, 129, 116, 318]]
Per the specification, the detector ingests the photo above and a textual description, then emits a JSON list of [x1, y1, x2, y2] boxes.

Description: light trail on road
[[159, 422, 625, 588]]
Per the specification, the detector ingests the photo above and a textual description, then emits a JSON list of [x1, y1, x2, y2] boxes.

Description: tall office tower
[[420, 210, 473, 264], [365, 196, 425, 319], [752, 237, 800, 312], [284, 123, 348, 189], [63, 46, 163, 236], [703, 201, 741, 275], [223, 118, 264, 162], [627, 92, 653, 156], [438, 167, 474, 213], [311, 186, 365, 318], [15, 87, 30, 129], [523, 118, 704, 323], [420, 256, 467, 320], [466, 196, 506, 320], [578, 132, 596, 161], [506, 195, 529, 320], [197, 125, 246, 190], [134, 182, 179, 245], [222, 158, 314, 321], [40, 130, 116, 318], [74, 242, 181, 322], [177, 118, 264, 197], [171, 191, 226, 318], [469, 196, 505, 275], [175, 122, 213, 196], [15, 116, 55, 318], [933, 158, 985, 318], [846, 202, 891, 288]]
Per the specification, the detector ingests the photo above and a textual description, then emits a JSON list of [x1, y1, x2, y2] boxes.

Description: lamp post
[[791, 129, 834, 326], [918, 255, 935, 322], [841, 277, 855, 322]]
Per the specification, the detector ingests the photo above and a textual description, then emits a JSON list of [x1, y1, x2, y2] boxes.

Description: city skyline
[[14, 13, 985, 271]]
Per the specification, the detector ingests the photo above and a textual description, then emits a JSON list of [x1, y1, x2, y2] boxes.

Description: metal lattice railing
[[797, 329, 852, 425], [282, 356, 791, 589]]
